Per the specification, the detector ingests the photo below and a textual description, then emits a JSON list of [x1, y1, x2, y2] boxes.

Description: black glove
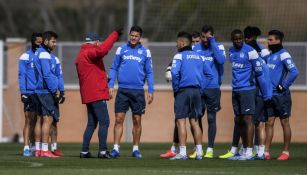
[[59, 91, 65, 104], [277, 84, 286, 93], [264, 99, 273, 108], [21, 94, 29, 103], [116, 28, 123, 36], [52, 92, 59, 104]]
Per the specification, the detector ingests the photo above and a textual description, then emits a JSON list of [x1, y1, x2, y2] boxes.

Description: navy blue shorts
[[36, 93, 60, 122], [201, 88, 221, 113], [115, 88, 146, 115], [232, 89, 256, 116], [174, 87, 202, 119], [267, 92, 292, 119], [253, 96, 268, 123], [23, 94, 39, 113]]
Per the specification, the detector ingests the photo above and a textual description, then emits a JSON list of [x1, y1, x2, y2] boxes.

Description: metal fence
[[52, 42, 307, 90]]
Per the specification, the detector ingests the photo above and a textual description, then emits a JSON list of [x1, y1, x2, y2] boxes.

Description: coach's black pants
[[82, 100, 110, 152]]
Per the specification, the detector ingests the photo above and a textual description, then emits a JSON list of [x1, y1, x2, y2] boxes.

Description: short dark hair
[[42, 31, 58, 41], [231, 29, 243, 38], [130, 26, 143, 36], [201, 25, 214, 35], [244, 26, 261, 38], [268, 30, 284, 41], [177, 31, 192, 44], [31, 32, 42, 43], [191, 31, 200, 38]]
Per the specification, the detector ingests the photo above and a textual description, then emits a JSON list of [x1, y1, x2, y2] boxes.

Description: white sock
[[196, 145, 203, 156], [206, 147, 213, 153], [179, 146, 187, 156], [246, 147, 253, 157], [258, 145, 265, 156], [171, 145, 176, 153], [113, 144, 120, 152], [282, 151, 289, 155], [24, 145, 30, 151], [81, 151, 88, 154], [42, 143, 48, 152], [243, 147, 247, 156], [254, 145, 259, 153], [100, 151, 106, 154], [35, 142, 41, 151], [51, 143, 57, 152], [230, 146, 237, 154], [133, 145, 139, 152]]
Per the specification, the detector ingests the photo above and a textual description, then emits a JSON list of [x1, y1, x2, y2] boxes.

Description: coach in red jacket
[[75, 29, 122, 159]]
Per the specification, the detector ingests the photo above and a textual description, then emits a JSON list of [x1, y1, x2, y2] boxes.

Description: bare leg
[[189, 118, 202, 145], [265, 117, 276, 152], [113, 112, 125, 145], [132, 114, 142, 146], [280, 117, 291, 152]]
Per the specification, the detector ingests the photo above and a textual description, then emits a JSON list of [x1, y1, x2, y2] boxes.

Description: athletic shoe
[[264, 152, 271, 160], [132, 150, 142, 158], [277, 153, 290, 160], [98, 151, 112, 159], [189, 150, 197, 159], [238, 155, 255, 161], [195, 155, 203, 160], [23, 149, 31, 157], [34, 150, 41, 157], [52, 150, 64, 157], [219, 151, 235, 159], [254, 154, 265, 160], [204, 151, 213, 158], [160, 150, 176, 158], [169, 154, 188, 160], [80, 152, 92, 158], [189, 150, 204, 159], [41, 151, 60, 158], [110, 149, 120, 158], [228, 153, 241, 160]]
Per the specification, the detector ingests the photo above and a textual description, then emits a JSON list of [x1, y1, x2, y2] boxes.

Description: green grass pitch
[[0, 143, 306, 175]]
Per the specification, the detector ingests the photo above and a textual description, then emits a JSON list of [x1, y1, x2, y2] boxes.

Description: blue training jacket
[[229, 43, 266, 91], [18, 50, 37, 94], [109, 42, 154, 93], [34, 45, 64, 94], [267, 48, 299, 96], [171, 48, 213, 92], [256, 58, 272, 100], [193, 37, 226, 88]]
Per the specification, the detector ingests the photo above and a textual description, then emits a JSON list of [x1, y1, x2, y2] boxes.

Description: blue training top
[[109, 42, 154, 93]]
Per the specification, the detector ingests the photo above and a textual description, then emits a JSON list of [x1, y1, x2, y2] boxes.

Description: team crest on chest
[[138, 49, 143, 54], [239, 52, 244, 58]]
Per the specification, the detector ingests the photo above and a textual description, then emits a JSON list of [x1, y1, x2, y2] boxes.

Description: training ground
[[0, 143, 306, 175]]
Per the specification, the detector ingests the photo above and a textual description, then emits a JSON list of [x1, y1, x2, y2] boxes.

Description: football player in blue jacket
[[193, 25, 226, 158], [33, 31, 62, 158], [264, 30, 299, 161], [18, 32, 42, 156], [228, 29, 267, 160], [109, 26, 154, 159]]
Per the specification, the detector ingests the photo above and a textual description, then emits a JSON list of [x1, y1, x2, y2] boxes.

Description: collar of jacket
[[127, 41, 142, 49], [41, 44, 51, 53], [178, 46, 192, 52]]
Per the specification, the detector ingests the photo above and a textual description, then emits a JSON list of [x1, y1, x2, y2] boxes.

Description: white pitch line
[[19, 161, 44, 168]]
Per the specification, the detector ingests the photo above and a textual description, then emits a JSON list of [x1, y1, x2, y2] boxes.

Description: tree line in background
[[0, 0, 306, 41]]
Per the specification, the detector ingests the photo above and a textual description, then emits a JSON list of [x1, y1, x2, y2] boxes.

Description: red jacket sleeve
[[88, 31, 119, 62]]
